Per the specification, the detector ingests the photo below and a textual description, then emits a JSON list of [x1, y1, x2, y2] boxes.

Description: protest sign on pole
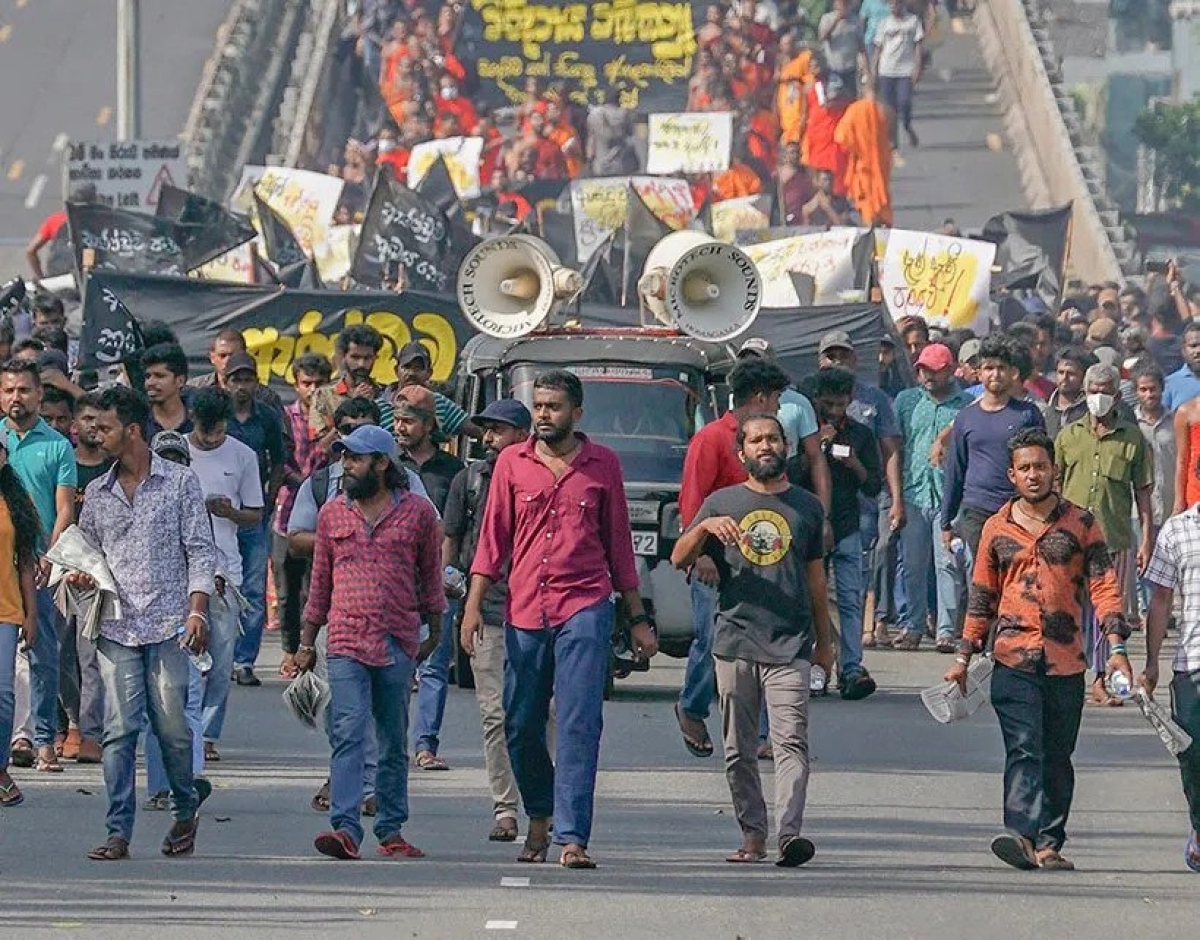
[[743, 228, 873, 308], [711, 194, 771, 244], [646, 112, 733, 175], [231, 166, 344, 259], [455, 1, 706, 110], [878, 229, 996, 331], [407, 137, 485, 199], [65, 139, 187, 210], [567, 176, 693, 263]]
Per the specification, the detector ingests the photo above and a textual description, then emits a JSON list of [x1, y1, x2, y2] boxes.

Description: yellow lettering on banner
[[892, 241, 980, 325], [592, 0, 638, 43], [241, 309, 457, 386]]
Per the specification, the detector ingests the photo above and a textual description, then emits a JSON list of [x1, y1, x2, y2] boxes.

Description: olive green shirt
[[1054, 416, 1152, 551]]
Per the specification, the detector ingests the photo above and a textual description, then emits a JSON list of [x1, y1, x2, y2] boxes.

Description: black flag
[[156, 184, 256, 271], [691, 193, 714, 236], [277, 258, 325, 290], [351, 168, 451, 292], [538, 207, 577, 268], [253, 193, 307, 267], [66, 202, 189, 276], [414, 155, 460, 217], [77, 281, 144, 371], [622, 187, 673, 306], [982, 203, 1072, 306]]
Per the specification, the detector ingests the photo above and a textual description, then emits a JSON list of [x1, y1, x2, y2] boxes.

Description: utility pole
[[116, 0, 141, 140]]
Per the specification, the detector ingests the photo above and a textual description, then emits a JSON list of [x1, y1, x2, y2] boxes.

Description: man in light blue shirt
[[1162, 323, 1200, 411]]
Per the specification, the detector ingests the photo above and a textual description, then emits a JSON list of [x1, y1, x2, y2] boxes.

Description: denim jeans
[[146, 660, 205, 796], [1170, 669, 1200, 831], [97, 636, 198, 841], [504, 598, 613, 847], [0, 624, 18, 769], [200, 590, 241, 742], [233, 516, 271, 669], [829, 530, 865, 677], [413, 603, 458, 755], [318, 629, 376, 796], [679, 580, 717, 722], [898, 501, 964, 640], [877, 74, 915, 135], [327, 635, 415, 846], [991, 662, 1085, 851], [28, 589, 61, 748]]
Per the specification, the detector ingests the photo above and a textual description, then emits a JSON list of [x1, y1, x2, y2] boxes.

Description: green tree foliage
[[1134, 99, 1200, 210]]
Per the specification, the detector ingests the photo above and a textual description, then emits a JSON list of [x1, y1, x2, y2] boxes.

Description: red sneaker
[[377, 833, 425, 858], [314, 830, 360, 860]]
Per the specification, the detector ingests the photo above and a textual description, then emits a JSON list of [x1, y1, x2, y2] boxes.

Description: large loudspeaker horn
[[457, 235, 583, 339], [637, 231, 762, 342]]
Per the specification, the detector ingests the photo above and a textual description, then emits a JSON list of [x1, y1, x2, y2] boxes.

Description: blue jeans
[[830, 530, 866, 678], [504, 598, 613, 847], [200, 590, 241, 742], [327, 636, 415, 845], [679, 580, 716, 722], [146, 660, 204, 795], [898, 501, 964, 641], [28, 589, 61, 748], [233, 517, 271, 669], [97, 636, 198, 841], [0, 624, 17, 769], [413, 603, 458, 755]]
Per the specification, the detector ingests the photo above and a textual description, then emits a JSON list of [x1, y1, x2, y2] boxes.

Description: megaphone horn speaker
[[638, 231, 762, 342], [457, 235, 582, 339]]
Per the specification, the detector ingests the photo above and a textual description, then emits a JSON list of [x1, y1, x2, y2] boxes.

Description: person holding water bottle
[[71, 386, 216, 861], [948, 427, 1132, 871]]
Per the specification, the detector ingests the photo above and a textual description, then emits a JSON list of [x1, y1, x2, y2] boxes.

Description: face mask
[[377, 140, 396, 153], [1086, 393, 1115, 417], [441, 87, 458, 100]]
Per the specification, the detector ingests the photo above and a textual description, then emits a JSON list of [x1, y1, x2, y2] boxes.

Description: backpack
[[312, 464, 334, 510]]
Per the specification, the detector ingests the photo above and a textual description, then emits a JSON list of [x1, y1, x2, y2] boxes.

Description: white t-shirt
[[187, 435, 264, 586], [874, 13, 924, 78]]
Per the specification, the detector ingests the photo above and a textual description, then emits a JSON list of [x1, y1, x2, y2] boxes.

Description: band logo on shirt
[[737, 509, 792, 567]]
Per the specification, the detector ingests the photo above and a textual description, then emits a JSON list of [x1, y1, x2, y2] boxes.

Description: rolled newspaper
[[921, 655, 994, 724], [1134, 688, 1193, 757]]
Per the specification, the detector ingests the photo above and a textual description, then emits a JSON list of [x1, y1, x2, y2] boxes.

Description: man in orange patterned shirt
[[946, 427, 1133, 872]]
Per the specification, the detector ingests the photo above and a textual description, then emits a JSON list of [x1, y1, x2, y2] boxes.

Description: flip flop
[[0, 779, 24, 807], [725, 847, 768, 863], [560, 847, 597, 869], [377, 833, 425, 858], [990, 833, 1039, 870], [776, 837, 816, 868], [314, 829, 361, 860], [674, 703, 713, 758], [415, 751, 450, 771], [1186, 834, 1200, 873], [87, 836, 129, 861], [311, 780, 330, 813], [517, 840, 549, 863], [489, 821, 518, 842], [161, 817, 199, 856]]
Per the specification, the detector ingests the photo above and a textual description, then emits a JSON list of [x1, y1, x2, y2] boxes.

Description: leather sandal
[[161, 816, 199, 856], [560, 847, 597, 869], [87, 836, 130, 861]]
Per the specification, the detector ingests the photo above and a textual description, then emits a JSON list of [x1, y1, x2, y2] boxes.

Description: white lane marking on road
[[500, 877, 530, 887], [485, 922, 519, 930], [0, 24, 12, 43], [24, 173, 46, 209], [96, 106, 112, 127]]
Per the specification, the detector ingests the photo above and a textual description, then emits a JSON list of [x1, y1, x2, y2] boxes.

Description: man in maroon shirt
[[464, 370, 657, 870], [295, 425, 444, 861]]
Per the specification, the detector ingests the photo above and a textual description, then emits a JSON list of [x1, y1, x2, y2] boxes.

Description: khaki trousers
[[473, 621, 520, 821], [715, 655, 812, 848]]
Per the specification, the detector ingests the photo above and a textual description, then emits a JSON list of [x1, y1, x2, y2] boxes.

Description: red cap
[[914, 342, 955, 372]]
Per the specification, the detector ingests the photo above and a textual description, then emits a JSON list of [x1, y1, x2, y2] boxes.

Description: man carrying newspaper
[[1141, 505, 1200, 872], [946, 427, 1133, 872]]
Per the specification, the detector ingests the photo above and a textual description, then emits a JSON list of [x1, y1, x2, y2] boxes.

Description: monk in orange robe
[[834, 89, 895, 226], [801, 74, 851, 196], [775, 38, 817, 145]]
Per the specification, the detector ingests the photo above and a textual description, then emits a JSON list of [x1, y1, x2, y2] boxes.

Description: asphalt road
[[0, 0, 232, 250], [0, 629, 1195, 939], [889, 16, 1027, 231]]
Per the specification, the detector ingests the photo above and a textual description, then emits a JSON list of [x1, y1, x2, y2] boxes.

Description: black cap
[[225, 351, 257, 377], [397, 342, 430, 367]]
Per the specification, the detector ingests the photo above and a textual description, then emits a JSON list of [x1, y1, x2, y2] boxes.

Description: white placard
[[407, 136, 485, 199], [646, 112, 733, 175], [879, 229, 996, 331]]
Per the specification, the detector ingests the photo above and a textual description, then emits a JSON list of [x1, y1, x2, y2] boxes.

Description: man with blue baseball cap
[[295, 422, 445, 861], [445, 398, 536, 841]]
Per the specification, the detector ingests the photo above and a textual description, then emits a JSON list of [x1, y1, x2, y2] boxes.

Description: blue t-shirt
[[1163, 365, 1200, 412], [778, 388, 818, 458], [4, 417, 77, 544]]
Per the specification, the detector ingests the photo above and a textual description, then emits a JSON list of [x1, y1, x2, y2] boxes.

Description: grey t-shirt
[[586, 104, 637, 175], [691, 483, 826, 665], [820, 11, 864, 73]]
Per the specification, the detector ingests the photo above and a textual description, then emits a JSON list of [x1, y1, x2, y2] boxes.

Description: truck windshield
[[508, 363, 709, 484]]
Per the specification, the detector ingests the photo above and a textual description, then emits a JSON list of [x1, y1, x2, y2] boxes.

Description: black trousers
[[955, 505, 994, 564], [1171, 669, 1200, 831], [991, 662, 1085, 851]]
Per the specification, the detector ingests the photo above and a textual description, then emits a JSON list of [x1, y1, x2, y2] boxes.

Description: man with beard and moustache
[[394, 384, 464, 773], [466, 370, 656, 870], [223, 352, 286, 689], [72, 386, 215, 861], [1, 358, 75, 773], [188, 329, 288, 425], [949, 427, 1132, 871], [672, 414, 834, 867], [143, 343, 193, 438], [380, 342, 478, 442], [307, 325, 386, 441], [796, 367, 882, 699], [449, 399, 534, 842], [295, 425, 444, 861], [1055, 363, 1153, 707]]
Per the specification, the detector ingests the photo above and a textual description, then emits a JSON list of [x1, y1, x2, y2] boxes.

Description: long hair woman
[[0, 436, 40, 806]]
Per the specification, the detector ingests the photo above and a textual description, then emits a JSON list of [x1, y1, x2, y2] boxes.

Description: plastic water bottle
[[1107, 670, 1133, 701], [949, 537, 967, 567], [443, 566, 467, 599], [810, 664, 827, 695]]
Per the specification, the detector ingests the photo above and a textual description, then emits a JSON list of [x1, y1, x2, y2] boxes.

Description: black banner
[[254, 193, 308, 267], [456, 0, 706, 110], [352, 170, 451, 292], [66, 202, 190, 276], [81, 271, 471, 395], [76, 282, 144, 371], [156, 184, 257, 271], [982, 203, 1072, 305]]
